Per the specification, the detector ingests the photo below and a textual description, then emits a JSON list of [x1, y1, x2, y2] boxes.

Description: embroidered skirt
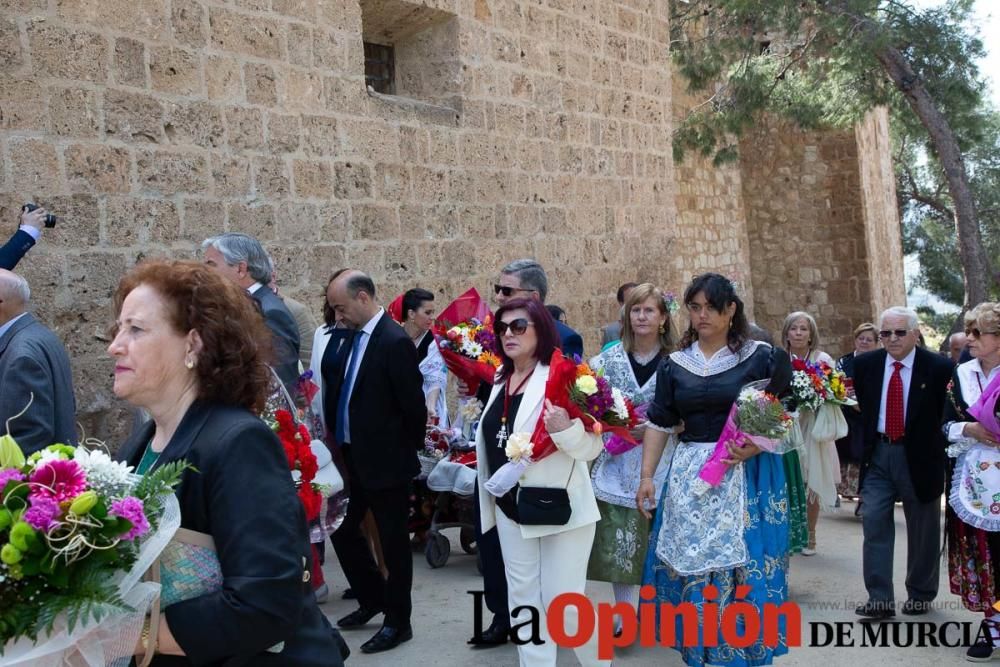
[[642, 451, 791, 667], [783, 450, 808, 554], [587, 499, 651, 585], [947, 455, 1000, 612]]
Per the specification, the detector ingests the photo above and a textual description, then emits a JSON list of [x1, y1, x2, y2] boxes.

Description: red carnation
[[298, 485, 322, 521]]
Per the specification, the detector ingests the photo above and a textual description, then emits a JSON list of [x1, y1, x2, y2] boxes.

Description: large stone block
[[0, 78, 46, 130], [375, 163, 410, 201], [351, 204, 398, 240], [180, 197, 226, 241], [149, 46, 203, 96], [281, 68, 324, 112], [245, 62, 278, 106], [211, 154, 252, 197], [274, 201, 320, 240], [267, 113, 301, 153], [27, 22, 108, 83], [292, 160, 332, 199], [55, 0, 169, 40], [26, 194, 100, 249], [209, 7, 284, 60], [9, 138, 61, 193], [225, 106, 266, 151], [272, 0, 316, 21], [301, 115, 339, 155], [113, 38, 147, 88], [172, 0, 208, 47], [104, 89, 165, 143], [64, 144, 131, 194], [0, 19, 22, 75], [164, 100, 225, 149], [333, 162, 372, 200], [317, 203, 349, 243], [252, 156, 290, 197], [105, 196, 180, 246], [48, 87, 101, 138], [228, 201, 276, 239], [287, 23, 313, 67], [136, 149, 210, 195], [205, 55, 243, 101]]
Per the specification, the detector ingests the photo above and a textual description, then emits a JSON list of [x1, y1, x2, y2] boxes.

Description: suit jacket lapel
[[512, 364, 549, 434], [348, 313, 387, 399], [0, 313, 37, 357], [905, 349, 929, 431], [865, 350, 887, 417], [117, 401, 214, 471]]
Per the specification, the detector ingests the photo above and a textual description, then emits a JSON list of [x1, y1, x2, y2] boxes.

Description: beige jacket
[[476, 363, 604, 539]]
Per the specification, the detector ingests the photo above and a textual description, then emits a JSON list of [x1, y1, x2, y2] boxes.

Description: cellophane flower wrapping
[[695, 379, 794, 493], [0, 438, 183, 666], [433, 288, 500, 393]]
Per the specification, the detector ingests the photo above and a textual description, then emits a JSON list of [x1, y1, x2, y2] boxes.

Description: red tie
[[886, 361, 905, 440]]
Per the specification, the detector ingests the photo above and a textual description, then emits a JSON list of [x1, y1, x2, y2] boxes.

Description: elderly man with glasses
[[851, 306, 954, 621], [493, 259, 583, 359]]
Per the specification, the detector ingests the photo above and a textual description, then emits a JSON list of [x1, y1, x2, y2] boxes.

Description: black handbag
[[515, 464, 574, 526]]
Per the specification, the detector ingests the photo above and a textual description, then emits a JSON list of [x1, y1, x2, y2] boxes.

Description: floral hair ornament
[[662, 292, 680, 315]]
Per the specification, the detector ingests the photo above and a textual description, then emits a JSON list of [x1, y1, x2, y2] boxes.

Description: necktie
[[335, 332, 364, 445], [886, 361, 905, 440]]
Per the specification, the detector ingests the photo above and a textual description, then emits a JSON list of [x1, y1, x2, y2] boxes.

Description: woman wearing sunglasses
[[474, 297, 608, 666], [942, 302, 1000, 661]]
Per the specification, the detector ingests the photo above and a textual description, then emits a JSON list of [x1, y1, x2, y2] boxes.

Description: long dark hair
[[678, 273, 750, 352], [493, 298, 560, 381]]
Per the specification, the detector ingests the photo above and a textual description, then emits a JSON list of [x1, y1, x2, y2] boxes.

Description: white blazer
[[308, 324, 346, 435], [476, 363, 604, 539]]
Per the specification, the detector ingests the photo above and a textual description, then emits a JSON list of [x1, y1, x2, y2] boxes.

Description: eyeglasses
[[495, 318, 534, 336], [878, 329, 910, 340], [493, 284, 534, 298], [966, 327, 999, 338]]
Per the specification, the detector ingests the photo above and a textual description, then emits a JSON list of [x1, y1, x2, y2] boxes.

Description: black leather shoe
[[337, 606, 383, 629], [360, 625, 413, 654], [468, 616, 509, 648], [855, 601, 895, 621], [901, 599, 931, 615]]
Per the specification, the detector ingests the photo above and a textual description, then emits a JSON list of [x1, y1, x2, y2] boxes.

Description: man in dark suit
[[853, 306, 953, 621], [202, 233, 300, 387], [0, 270, 77, 455], [0, 206, 50, 271], [494, 258, 583, 358], [325, 270, 426, 654]]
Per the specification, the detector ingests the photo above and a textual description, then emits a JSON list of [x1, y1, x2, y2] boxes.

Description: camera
[[22, 203, 57, 228]]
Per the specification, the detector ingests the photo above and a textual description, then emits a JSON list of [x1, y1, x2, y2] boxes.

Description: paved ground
[[320, 498, 980, 666]]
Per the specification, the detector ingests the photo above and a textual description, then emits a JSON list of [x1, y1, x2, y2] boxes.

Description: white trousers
[[495, 509, 610, 667]]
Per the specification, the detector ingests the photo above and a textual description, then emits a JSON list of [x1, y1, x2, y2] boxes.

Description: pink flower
[[110, 496, 149, 541], [0, 468, 25, 499], [23, 496, 61, 532], [29, 459, 87, 503]]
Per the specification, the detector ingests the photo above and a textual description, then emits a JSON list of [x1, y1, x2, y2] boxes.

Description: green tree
[[671, 0, 994, 308]]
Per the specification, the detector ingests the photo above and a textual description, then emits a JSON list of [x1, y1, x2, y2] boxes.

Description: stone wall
[[1, 0, 687, 440], [739, 109, 903, 356]]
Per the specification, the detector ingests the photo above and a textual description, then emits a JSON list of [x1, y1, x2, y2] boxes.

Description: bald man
[[0, 270, 77, 454], [948, 331, 969, 363]]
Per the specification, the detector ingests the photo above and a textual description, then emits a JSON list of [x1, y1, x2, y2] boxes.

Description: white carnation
[[611, 388, 630, 421], [504, 432, 534, 463], [74, 446, 135, 496]]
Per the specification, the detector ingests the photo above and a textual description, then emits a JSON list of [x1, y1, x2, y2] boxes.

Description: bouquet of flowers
[[789, 359, 856, 411], [604, 403, 648, 456], [485, 349, 639, 496], [433, 288, 501, 393], [696, 379, 794, 492], [271, 409, 323, 522], [0, 434, 184, 660]]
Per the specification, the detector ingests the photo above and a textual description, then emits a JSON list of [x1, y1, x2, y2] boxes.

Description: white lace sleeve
[[421, 341, 448, 392]]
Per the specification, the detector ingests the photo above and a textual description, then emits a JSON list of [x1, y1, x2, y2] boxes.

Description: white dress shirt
[[947, 359, 1000, 442], [340, 307, 384, 442], [878, 347, 916, 435], [247, 281, 264, 295]]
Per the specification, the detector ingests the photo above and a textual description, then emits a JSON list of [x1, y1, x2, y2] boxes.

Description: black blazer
[[854, 347, 954, 503], [0, 229, 36, 270], [251, 286, 301, 388], [326, 313, 426, 489], [117, 401, 342, 667]]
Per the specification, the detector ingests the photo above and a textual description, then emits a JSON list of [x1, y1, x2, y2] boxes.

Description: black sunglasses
[[878, 329, 910, 340], [966, 327, 998, 338], [495, 318, 534, 336], [493, 284, 534, 297]]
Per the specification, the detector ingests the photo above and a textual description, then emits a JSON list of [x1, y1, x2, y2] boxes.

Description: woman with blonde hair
[[783, 310, 841, 556], [587, 283, 674, 633]]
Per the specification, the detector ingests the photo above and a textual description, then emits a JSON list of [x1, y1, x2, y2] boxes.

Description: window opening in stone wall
[[364, 42, 396, 94], [359, 0, 461, 111]]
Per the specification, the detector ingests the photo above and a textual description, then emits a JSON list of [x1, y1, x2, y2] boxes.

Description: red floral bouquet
[[273, 409, 322, 522], [433, 288, 500, 393]]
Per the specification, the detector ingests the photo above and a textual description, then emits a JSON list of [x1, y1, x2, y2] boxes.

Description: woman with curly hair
[[111, 260, 344, 666]]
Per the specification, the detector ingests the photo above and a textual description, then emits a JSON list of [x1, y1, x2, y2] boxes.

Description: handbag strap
[[563, 460, 575, 489]]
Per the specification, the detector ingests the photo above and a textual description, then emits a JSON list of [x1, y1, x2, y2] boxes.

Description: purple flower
[[109, 496, 150, 541], [0, 468, 25, 496], [23, 496, 61, 532]]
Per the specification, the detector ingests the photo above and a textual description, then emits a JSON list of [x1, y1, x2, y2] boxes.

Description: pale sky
[[912, 0, 999, 105]]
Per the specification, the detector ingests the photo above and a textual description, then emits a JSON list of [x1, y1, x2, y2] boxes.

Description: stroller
[[415, 422, 480, 568]]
